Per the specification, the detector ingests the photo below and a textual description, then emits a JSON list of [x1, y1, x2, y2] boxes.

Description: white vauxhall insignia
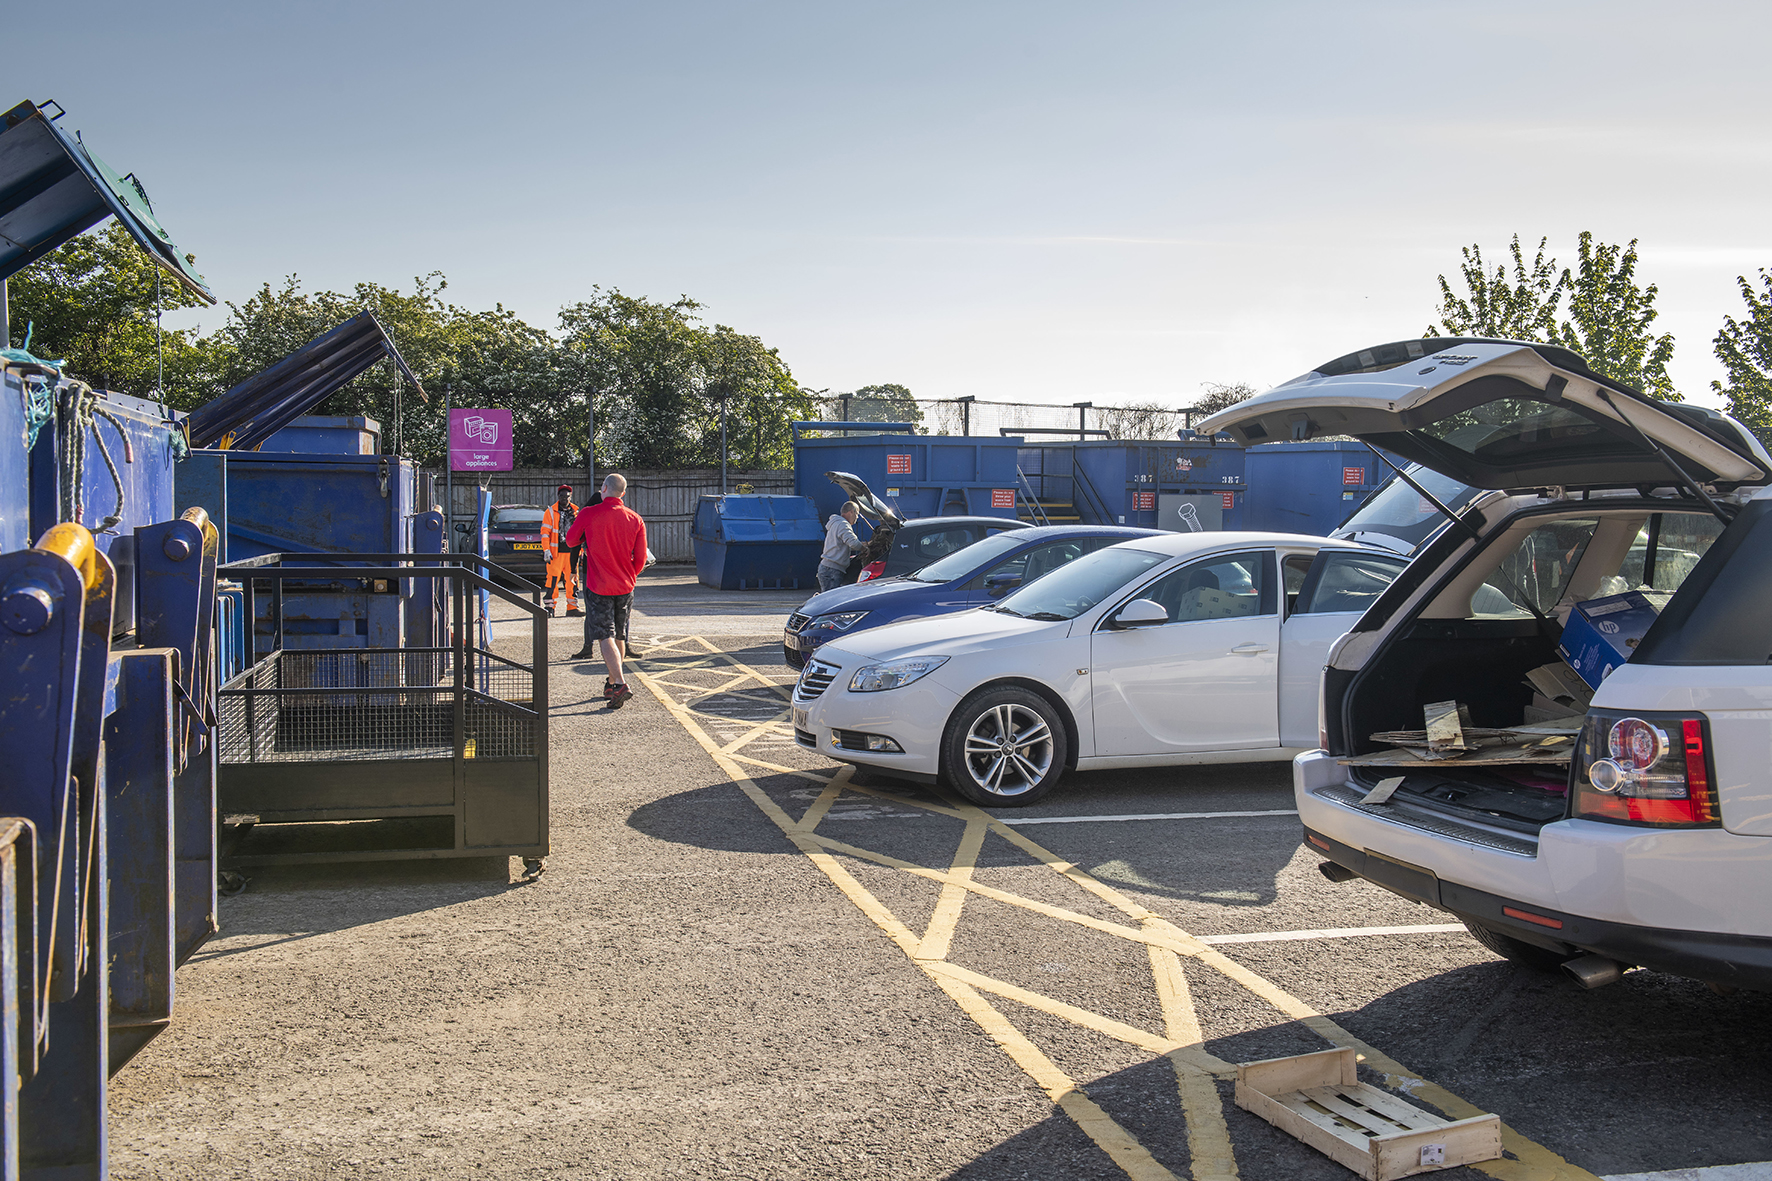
[[792, 531, 1407, 805]]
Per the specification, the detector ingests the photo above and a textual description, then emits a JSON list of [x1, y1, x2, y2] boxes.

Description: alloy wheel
[[961, 703, 1054, 797]]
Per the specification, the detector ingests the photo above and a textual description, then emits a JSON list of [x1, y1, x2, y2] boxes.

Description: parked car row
[[789, 336, 1772, 994]]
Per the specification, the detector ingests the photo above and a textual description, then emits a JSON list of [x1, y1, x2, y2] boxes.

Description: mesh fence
[[218, 647, 538, 764], [815, 395, 1228, 441]]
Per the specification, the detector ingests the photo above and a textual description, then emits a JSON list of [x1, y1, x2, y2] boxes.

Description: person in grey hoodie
[[817, 502, 866, 591]]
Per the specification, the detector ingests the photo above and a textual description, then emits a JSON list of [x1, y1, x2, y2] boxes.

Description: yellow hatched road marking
[[915, 818, 985, 961], [630, 638, 1600, 1181]]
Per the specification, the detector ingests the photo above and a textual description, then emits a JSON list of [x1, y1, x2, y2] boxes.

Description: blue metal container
[[185, 451, 422, 655], [691, 494, 823, 590], [259, 414, 382, 455], [1242, 441, 1390, 536], [9, 371, 188, 635], [1017, 441, 1247, 530], [791, 425, 1025, 523]]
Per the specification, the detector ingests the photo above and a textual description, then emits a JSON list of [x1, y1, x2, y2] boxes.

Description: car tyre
[[1462, 919, 1570, 972], [941, 686, 1068, 807]]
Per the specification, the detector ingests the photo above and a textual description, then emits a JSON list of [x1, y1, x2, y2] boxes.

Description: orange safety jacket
[[541, 502, 577, 562]]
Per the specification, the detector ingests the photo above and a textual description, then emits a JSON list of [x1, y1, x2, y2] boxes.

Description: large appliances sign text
[[449, 408, 513, 472]]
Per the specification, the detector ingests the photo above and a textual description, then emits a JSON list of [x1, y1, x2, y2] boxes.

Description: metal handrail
[[1014, 468, 1051, 526], [215, 556, 549, 784], [1070, 456, 1115, 525]]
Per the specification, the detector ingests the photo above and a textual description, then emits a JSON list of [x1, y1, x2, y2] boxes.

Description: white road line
[[1000, 809, 1299, 825], [1606, 1167, 1772, 1181], [1198, 924, 1466, 945]]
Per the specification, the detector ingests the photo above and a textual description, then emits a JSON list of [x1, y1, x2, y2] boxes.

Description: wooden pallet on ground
[[1233, 1048, 1502, 1181]]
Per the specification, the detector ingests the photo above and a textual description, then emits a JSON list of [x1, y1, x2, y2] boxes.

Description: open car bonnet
[[825, 471, 905, 526], [1198, 338, 1771, 493]]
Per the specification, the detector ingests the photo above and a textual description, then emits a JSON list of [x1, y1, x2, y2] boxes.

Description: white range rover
[[1201, 337, 1772, 991]]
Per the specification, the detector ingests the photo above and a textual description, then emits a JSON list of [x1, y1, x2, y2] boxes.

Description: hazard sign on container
[[887, 454, 913, 474], [1221, 492, 1235, 509], [991, 489, 1015, 508], [1135, 491, 1156, 510], [1343, 467, 1365, 485]]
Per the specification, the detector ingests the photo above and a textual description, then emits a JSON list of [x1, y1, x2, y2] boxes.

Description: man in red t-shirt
[[563, 473, 648, 707]]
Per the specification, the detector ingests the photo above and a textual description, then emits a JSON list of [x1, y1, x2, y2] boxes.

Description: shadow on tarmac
[[947, 958, 1772, 1180]]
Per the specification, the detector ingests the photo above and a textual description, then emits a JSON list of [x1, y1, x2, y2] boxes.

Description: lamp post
[[719, 388, 730, 494]]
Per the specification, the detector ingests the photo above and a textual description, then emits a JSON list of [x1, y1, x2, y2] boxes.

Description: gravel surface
[[108, 573, 1772, 1179]]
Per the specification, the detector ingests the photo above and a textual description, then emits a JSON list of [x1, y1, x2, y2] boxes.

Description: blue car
[[782, 524, 1164, 669]]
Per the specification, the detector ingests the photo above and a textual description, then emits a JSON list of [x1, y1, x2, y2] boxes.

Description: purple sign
[[449, 408, 513, 472]]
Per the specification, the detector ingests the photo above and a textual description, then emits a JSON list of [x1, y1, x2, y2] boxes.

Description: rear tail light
[[858, 561, 885, 583], [1572, 709, 1719, 827]]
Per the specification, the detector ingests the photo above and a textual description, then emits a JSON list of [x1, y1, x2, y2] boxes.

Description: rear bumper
[[1306, 824, 1772, 989]]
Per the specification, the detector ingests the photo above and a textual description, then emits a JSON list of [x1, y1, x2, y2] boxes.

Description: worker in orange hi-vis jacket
[[541, 484, 582, 617]]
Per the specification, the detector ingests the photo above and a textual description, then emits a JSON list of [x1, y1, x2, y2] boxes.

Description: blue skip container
[[692, 494, 824, 590]]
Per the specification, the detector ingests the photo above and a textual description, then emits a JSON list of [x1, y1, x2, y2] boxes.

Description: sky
[[12, 0, 1771, 409]]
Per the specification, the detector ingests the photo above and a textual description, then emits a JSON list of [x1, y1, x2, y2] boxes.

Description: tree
[[211, 273, 564, 464], [1095, 402, 1182, 440], [1712, 269, 1772, 446], [700, 325, 815, 470], [1426, 235, 1565, 342], [559, 289, 710, 470], [1427, 232, 1679, 401], [5, 222, 224, 407], [1555, 233, 1678, 401], [1186, 381, 1257, 418], [831, 383, 923, 428]]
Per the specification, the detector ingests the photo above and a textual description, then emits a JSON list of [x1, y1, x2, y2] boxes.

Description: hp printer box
[[1556, 591, 1670, 690]]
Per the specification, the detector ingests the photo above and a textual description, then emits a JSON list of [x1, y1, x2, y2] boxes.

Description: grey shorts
[[584, 593, 632, 643]]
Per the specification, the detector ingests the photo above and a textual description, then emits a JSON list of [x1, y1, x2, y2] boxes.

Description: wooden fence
[[422, 468, 795, 563]]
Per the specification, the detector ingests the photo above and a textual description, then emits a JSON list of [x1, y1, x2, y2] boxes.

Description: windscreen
[[994, 547, 1168, 620], [1335, 465, 1484, 553], [492, 509, 545, 530], [908, 530, 1026, 582]]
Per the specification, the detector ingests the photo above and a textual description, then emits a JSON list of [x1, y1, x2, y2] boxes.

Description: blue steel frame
[[1, 511, 221, 1178]]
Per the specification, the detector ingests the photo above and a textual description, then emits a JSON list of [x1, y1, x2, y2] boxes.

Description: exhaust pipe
[[1563, 954, 1624, 990], [1318, 861, 1359, 884]]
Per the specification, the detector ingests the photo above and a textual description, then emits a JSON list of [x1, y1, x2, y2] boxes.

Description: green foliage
[[1555, 233, 1677, 401], [1428, 232, 1679, 401], [212, 273, 565, 464], [5, 222, 223, 408], [1427, 235, 1565, 342], [1712, 270, 1772, 446], [559, 289, 812, 470], [835, 383, 923, 427]]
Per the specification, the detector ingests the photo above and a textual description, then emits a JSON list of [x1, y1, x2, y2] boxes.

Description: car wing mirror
[[1109, 598, 1168, 629], [985, 574, 1023, 597]]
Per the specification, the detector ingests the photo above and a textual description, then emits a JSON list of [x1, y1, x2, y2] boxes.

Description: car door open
[[1090, 550, 1280, 756]]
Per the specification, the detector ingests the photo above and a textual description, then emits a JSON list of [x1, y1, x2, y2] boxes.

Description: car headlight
[[848, 657, 948, 692], [809, 611, 868, 632]]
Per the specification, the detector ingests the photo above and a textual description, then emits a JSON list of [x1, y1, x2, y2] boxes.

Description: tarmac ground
[[109, 569, 1772, 1180]]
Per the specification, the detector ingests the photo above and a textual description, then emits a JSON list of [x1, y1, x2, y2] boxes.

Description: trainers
[[566, 607, 583, 617], [606, 683, 634, 709]]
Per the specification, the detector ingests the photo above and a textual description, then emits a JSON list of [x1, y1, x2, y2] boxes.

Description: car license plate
[[792, 706, 809, 731], [783, 629, 799, 650], [511, 543, 542, 550]]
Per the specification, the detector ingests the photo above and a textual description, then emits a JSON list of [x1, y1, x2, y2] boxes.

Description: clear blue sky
[[13, 0, 1769, 406]]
